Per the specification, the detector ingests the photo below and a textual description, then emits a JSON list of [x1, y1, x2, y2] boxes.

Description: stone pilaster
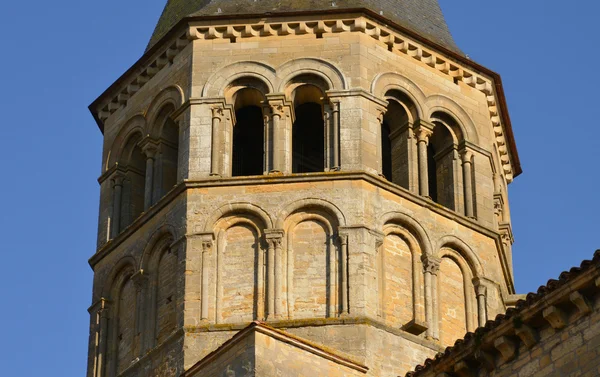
[[88, 298, 111, 377], [460, 149, 475, 218], [110, 171, 125, 239], [200, 234, 214, 321], [422, 254, 441, 340], [338, 232, 349, 315], [141, 139, 159, 210], [265, 229, 284, 319], [414, 121, 434, 198], [131, 270, 149, 353], [210, 107, 223, 176]]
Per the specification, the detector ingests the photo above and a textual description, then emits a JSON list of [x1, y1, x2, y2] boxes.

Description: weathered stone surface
[[86, 5, 521, 377]]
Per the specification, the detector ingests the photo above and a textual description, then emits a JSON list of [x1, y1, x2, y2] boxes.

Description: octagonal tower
[[87, 1, 521, 376]]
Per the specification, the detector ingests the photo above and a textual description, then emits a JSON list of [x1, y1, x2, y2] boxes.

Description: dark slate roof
[[147, 0, 461, 53], [405, 249, 600, 377]]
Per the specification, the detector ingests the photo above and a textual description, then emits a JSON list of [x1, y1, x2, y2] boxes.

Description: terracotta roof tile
[[405, 250, 600, 377]]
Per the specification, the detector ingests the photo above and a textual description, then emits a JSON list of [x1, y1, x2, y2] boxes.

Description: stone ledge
[[89, 11, 520, 181], [90, 172, 506, 271], [183, 316, 445, 353]]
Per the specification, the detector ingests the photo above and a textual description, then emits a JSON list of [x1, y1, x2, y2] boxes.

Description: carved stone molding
[[264, 229, 284, 245], [95, 14, 516, 182], [421, 255, 441, 275]]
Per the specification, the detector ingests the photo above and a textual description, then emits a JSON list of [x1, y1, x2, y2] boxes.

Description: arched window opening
[[427, 123, 455, 210], [427, 142, 438, 203], [155, 247, 177, 344], [232, 88, 265, 177], [381, 121, 392, 180], [381, 97, 412, 188], [158, 107, 179, 198], [113, 275, 137, 375], [292, 84, 325, 173], [119, 134, 146, 231]]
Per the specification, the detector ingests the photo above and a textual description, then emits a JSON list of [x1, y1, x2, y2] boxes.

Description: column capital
[[110, 170, 126, 186], [140, 137, 159, 158], [264, 229, 284, 238], [376, 106, 387, 123], [329, 99, 341, 111], [131, 269, 148, 290], [265, 94, 290, 111], [265, 229, 284, 246], [421, 255, 442, 275], [211, 106, 224, 118], [499, 223, 514, 245], [266, 101, 287, 117], [414, 118, 435, 143], [88, 297, 111, 315], [415, 127, 433, 143], [414, 119, 435, 131], [201, 239, 213, 252], [473, 277, 495, 294], [460, 149, 474, 163], [337, 232, 349, 245]]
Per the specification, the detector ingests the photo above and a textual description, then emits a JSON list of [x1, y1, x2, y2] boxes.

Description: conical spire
[[147, 0, 461, 53]]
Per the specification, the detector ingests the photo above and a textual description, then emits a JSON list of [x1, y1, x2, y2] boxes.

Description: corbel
[[156, 55, 169, 68], [108, 101, 121, 111], [117, 92, 130, 105], [542, 306, 567, 329], [473, 349, 495, 372], [514, 323, 538, 349], [570, 291, 592, 315], [453, 361, 474, 377], [493, 336, 516, 362]]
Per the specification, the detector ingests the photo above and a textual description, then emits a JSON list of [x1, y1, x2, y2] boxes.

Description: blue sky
[[0, 0, 597, 375]]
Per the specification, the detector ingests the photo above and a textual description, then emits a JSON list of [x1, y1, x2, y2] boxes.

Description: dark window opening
[[232, 106, 264, 177], [427, 144, 437, 203], [292, 103, 325, 173], [160, 117, 179, 197], [381, 121, 392, 180]]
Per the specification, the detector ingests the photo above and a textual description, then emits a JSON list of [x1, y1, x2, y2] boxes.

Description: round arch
[[425, 95, 479, 144], [100, 256, 138, 298], [276, 58, 347, 92], [436, 235, 484, 277], [145, 85, 185, 136], [203, 61, 276, 98], [379, 211, 433, 256], [204, 202, 273, 232], [371, 72, 426, 117], [140, 224, 178, 271], [107, 115, 146, 168], [276, 198, 346, 229]]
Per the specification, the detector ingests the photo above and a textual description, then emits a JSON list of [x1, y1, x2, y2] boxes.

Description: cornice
[[89, 11, 520, 182], [89, 172, 510, 284], [182, 316, 445, 354]]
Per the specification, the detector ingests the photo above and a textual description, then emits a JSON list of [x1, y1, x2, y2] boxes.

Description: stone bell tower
[[86, 1, 521, 376]]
